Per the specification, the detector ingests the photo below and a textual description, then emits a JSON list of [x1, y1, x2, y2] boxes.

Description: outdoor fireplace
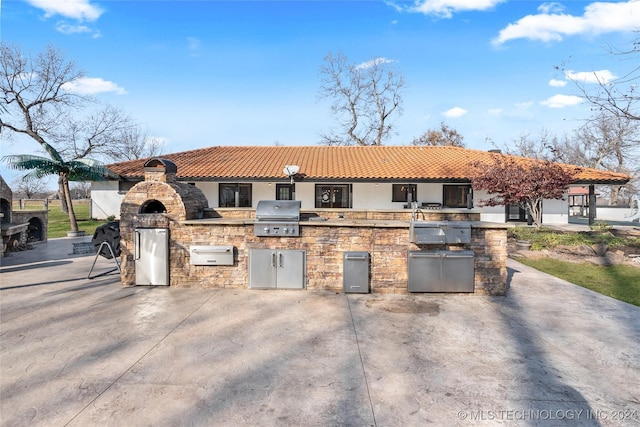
[[119, 158, 209, 286]]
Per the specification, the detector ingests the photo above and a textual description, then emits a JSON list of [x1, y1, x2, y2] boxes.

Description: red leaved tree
[[471, 156, 576, 228]]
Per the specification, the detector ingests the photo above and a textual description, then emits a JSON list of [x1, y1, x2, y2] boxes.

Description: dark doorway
[[1, 198, 10, 224], [506, 204, 527, 222]]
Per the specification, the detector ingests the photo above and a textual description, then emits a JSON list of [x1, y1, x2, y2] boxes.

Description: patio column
[[588, 184, 596, 226]]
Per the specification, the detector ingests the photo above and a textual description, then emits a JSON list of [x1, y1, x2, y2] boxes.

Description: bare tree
[[105, 126, 164, 161], [318, 51, 404, 146], [0, 44, 115, 232], [11, 177, 48, 199], [498, 119, 639, 205], [495, 128, 564, 161], [1, 44, 86, 143], [561, 114, 640, 205], [60, 105, 164, 162], [561, 35, 639, 122], [412, 122, 465, 147], [61, 105, 135, 160], [70, 181, 91, 199]]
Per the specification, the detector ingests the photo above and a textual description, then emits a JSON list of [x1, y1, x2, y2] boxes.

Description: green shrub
[[509, 226, 636, 251]]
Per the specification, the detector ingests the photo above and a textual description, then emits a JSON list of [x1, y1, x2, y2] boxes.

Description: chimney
[[143, 158, 177, 183]]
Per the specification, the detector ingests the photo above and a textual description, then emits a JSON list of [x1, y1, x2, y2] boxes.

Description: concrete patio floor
[[1, 238, 639, 426]]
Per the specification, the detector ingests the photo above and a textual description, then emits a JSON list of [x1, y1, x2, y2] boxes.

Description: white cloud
[[488, 108, 503, 116], [565, 69, 617, 84], [355, 57, 395, 70], [493, 0, 640, 45], [540, 94, 583, 108], [26, 0, 103, 21], [515, 101, 534, 109], [537, 2, 565, 15], [549, 78, 567, 87], [408, 0, 505, 18], [55, 21, 100, 38], [62, 77, 127, 95], [443, 107, 467, 118]]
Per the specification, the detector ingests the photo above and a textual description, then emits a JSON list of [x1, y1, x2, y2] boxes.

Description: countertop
[[180, 218, 508, 229]]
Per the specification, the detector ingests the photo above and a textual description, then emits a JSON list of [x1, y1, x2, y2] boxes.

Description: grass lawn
[[47, 200, 107, 239], [13, 199, 107, 239], [518, 257, 640, 307]]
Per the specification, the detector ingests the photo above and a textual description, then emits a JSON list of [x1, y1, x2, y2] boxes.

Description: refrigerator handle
[[271, 252, 277, 267], [279, 253, 284, 268], [134, 231, 140, 260]]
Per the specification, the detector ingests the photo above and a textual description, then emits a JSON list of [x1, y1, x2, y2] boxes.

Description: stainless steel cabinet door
[[440, 251, 474, 292], [135, 228, 169, 286], [276, 250, 305, 289], [248, 249, 277, 289], [407, 251, 441, 292], [248, 249, 305, 289]]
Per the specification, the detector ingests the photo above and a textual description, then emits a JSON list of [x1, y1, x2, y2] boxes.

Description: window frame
[[276, 183, 295, 201], [219, 183, 252, 207], [392, 184, 417, 203], [442, 184, 472, 208], [315, 184, 352, 208]]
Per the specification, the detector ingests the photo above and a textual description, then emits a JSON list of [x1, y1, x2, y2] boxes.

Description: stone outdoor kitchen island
[[119, 158, 507, 295]]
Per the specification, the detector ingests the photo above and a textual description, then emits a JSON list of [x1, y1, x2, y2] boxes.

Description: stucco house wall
[[91, 179, 578, 223], [91, 180, 125, 219]]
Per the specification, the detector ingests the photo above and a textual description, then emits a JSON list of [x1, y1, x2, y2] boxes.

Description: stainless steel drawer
[[190, 246, 234, 265]]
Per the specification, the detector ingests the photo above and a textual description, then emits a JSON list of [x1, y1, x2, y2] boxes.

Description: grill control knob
[[283, 227, 289, 233], [263, 227, 270, 233]]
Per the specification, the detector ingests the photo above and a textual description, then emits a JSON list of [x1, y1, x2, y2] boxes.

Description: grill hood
[[255, 200, 301, 222]]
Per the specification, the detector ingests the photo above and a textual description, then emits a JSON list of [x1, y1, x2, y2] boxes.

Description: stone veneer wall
[[162, 220, 507, 296]]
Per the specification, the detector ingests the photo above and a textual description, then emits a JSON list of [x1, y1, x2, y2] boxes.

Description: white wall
[[91, 181, 124, 220], [91, 179, 576, 225], [596, 206, 636, 221], [475, 190, 571, 225], [193, 182, 218, 207], [542, 198, 569, 224]]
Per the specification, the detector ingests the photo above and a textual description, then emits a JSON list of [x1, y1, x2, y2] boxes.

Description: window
[[392, 184, 417, 203], [276, 184, 295, 200], [315, 184, 351, 208], [506, 204, 527, 222], [443, 185, 471, 208], [118, 181, 136, 194], [219, 183, 252, 207]]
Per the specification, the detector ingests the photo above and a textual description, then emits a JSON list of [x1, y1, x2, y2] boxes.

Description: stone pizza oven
[[119, 158, 209, 285], [1, 175, 48, 257]]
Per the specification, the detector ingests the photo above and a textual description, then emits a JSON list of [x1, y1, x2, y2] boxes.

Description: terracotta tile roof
[[106, 146, 631, 184]]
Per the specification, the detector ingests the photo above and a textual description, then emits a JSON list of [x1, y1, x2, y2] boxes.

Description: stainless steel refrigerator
[[134, 228, 169, 286]]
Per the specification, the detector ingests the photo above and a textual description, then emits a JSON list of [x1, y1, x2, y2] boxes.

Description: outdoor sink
[[409, 221, 471, 244]]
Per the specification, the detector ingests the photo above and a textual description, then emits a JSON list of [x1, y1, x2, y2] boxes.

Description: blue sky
[[1, 0, 639, 187]]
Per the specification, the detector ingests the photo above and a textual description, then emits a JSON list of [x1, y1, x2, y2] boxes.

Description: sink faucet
[[411, 202, 425, 221]]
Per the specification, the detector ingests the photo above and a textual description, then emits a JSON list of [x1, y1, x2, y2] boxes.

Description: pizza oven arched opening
[[139, 199, 167, 214], [27, 217, 44, 242]]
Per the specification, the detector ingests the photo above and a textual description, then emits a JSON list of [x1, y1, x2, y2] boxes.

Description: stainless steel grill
[[254, 200, 301, 237]]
